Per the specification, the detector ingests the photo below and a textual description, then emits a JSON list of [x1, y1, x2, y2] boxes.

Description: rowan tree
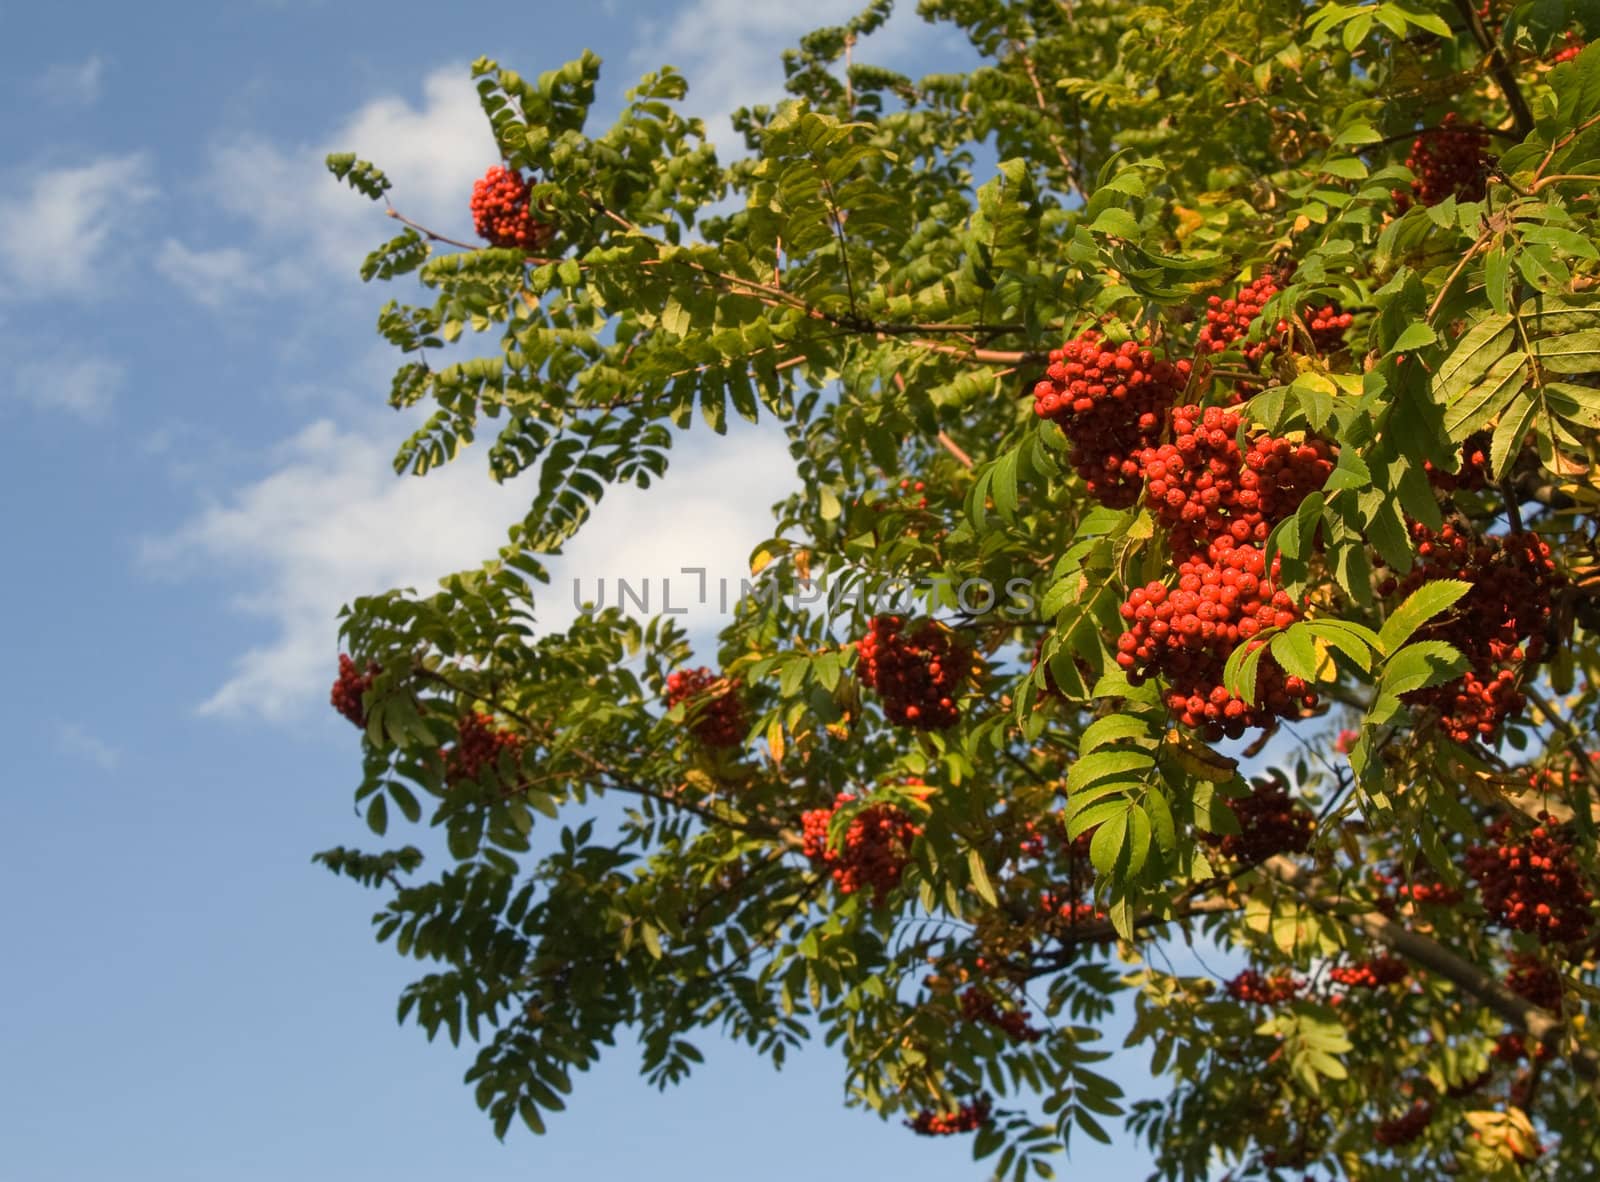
[[318, 1, 1600, 1176]]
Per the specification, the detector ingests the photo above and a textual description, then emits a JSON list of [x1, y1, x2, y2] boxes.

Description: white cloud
[[55, 722, 120, 771], [0, 154, 154, 298], [150, 415, 797, 722], [36, 55, 106, 106], [636, 0, 960, 146], [184, 64, 498, 302], [6, 354, 124, 421], [155, 240, 270, 307]]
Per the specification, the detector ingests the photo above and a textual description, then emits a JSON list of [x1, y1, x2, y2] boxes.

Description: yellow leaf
[[767, 717, 786, 763], [1163, 729, 1239, 782]]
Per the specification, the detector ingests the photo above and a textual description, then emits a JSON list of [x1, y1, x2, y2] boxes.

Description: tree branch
[[1452, 0, 1533, 138], [1260, 855, 1597, 1079]]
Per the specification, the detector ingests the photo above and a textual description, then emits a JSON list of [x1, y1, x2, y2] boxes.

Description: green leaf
[[1433, 314, 1514, 400], [1378, 579, 1473, 654], [1532, 329, 1600, 373], [1490, 396, 1537, 479], [1089, 807, 1128, 875], [968, 848, 999, 906], [1080, 714, 1153, 753], [1270, 626, 1320, 683], [1380, 640, 1471, 697], [1067, 749, 1155, 792]]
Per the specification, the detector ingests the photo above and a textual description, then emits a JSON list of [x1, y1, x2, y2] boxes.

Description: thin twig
[[1452, 0, 1533, 138]]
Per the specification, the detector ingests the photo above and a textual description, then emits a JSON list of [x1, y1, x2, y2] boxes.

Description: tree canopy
[[318, 1, 1600, 1176]]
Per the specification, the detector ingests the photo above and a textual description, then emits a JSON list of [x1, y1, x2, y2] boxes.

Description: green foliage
[[319, 1, 1600, 1177]]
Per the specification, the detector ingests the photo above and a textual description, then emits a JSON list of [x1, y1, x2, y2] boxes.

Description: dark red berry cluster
[[1116, 537, 1316, 738], [1504, 952, 1563, 1011], [444, 712, 524, 789], [1396, 115, 1492, 210], [1425, 431, 1491, 494], [801, 791, 923, 904], [1492, 1031, 1552, 1064], [959, 986, 1043, 1043], [1225, 969, 1303, 1005], [664, 666, 747, 748], [1384, 523, 1560, 743], [1552, 31, 1587, 63], [1328, 956, 1409, 989], [856, 615, 967, 730], [1374, 867, 1463, 910], [1465, 815, 1595, 948], [1373, 1100, 1433, 1148], [331, 654, 379, 727], [1203, 777, 1316, 865], [469, 165, 553, 250], [907, 1096, 992, 1135], [1031, 332, 1192, 508], [1136, 405, 1336, 558]]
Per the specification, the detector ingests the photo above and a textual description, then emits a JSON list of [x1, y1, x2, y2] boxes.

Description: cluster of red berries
[[1504, 952, 1563, 1011], [1465, 815, 1595, 948], [1136, 404, 1335, 558], [1031, 332, 1192, 508], [1373, 1101, 1433, 1148], [801, 791, 923, 904], [1492, 1031, 1552, 1065], [1329, 956, 1409, 989], [444, 712, 525, 790], [856, 615, 967, 730], [1552, 31, 1587, 63], [1396, 115, 1492, 210], [959, 986, 1043, 1043], [1226, 969, 1303, 1005], [1425, 431, 1491, 494], [1204, 777, 1316, 865], [1116, 537, 1316, 738], [469, 165, 553, 250], [331, 654, 379, 727], [1384, 523, 1560, 743], [664, 666, 747, 748], [1197, 274, 1353, 365], [907, 1097, 991, 1135], [1374, 868, 1463, 910]]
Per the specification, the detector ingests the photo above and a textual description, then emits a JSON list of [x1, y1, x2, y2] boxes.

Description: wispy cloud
[[155, 240, 270, 308], [150, 415, 796, 722], [36, 54, 107, 106], [6, 354, 124, 421], [163, 64, 497, 309], [55, 722, 120, 771], [0, 154, 154, 299], [635, 0, 960, 146]]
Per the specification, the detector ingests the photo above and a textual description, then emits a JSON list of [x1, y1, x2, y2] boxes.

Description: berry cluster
[[801, 791, 923, 904], [469, 165, 553, 250], [1552, 31, 1587, 63], [1504, 952, 1563, 1011], [1203, 777, 1316, 865], [907, 1097, 992, 1136], [1031, 333, 1192, 508], [1226, 969, 1304, 1006], [1374, 868, 1464, 910], [664, 666, 747, 748], [331, 654, 379, 727], [444, 712, 525, 790], [1116, 538, 1316, 738], [1328, 956, 1409, 989], [856, 615, 967, 730], [1373, 1101, 1433, 1149], [960, 986, 1043, 1043], [1384, 523, 1560, 742], [1425, 431, 1491, 494], [1396, 116, 1492, 210], [1197, 274, 1353, 365], [1465, 815, 1595, 948], [1136, 404, 1335, 558]]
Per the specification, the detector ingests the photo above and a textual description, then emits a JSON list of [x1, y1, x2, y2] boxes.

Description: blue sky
[[1, 2, 1180, 1178]]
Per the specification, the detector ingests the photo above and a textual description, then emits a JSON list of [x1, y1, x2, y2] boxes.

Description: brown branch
[[1452, 0, 1533, 138], [938, 431, 975, 470], [384, 205, 479, 251], [1261, 855, 1597, 1078], [1012, 40, 1082, 195]]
